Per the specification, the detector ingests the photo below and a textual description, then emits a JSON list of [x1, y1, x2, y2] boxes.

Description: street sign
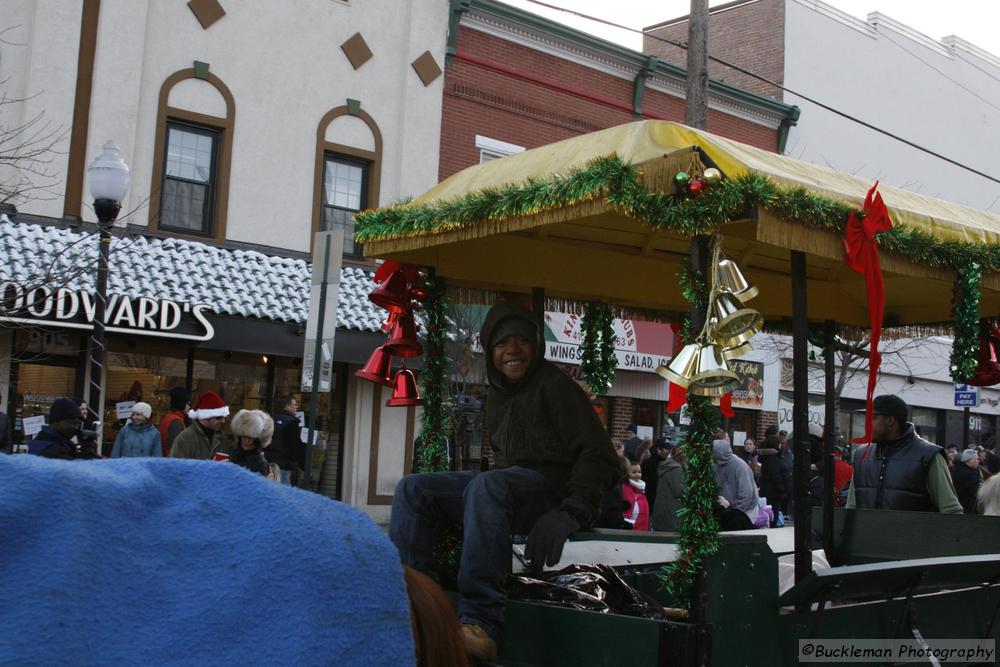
[[301, 230, 343, 394], [954, 384, 979, 408]]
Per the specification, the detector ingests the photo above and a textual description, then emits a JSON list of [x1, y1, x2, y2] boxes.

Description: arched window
[[312, 107, 382, 258], [149, 69, 234, 241]]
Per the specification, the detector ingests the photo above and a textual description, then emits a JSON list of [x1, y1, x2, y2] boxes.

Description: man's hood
[[712, 439, 733, 463], [479, 301, 545, 391]]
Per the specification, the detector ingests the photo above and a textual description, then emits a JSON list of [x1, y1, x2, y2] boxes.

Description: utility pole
[[685, 0, 709, 129]]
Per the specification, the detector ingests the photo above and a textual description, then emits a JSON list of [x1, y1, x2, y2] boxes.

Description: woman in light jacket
[[109, 402, 162, 458]]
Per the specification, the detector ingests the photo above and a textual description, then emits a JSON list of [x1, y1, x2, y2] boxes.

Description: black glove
[[524, 510, 579, 574]]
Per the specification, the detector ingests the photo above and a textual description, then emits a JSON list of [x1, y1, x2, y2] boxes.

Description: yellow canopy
[[362, 121, 1000, 327]]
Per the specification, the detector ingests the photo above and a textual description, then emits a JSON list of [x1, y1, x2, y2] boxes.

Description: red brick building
[[440, 0, 799, 182], [439, 0, 800, 442]]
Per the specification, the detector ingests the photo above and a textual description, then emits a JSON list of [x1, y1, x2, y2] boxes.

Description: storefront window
[[105, 351, 189, 441], [631, 399, 661, 440], [12, 362, 78, 447], [911, 407, 940, 444]]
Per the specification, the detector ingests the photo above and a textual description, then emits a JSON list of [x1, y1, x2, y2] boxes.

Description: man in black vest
[[846, 394, 961, 513]]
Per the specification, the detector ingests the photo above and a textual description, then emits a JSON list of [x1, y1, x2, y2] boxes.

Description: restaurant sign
[[543, 312, 673, 374], [0, 282, 214, 341]]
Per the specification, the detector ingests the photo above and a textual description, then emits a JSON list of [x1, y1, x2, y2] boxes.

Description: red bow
[[843, 182, 892, 445]]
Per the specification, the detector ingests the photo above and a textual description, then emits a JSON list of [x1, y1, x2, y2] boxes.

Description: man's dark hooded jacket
[[479, 302, 620, 526]]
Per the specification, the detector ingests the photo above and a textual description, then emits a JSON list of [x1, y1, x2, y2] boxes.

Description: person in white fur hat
[[170, 391, 229, 460], [229, 409, 274, 478], [109, 402, 161, 458]]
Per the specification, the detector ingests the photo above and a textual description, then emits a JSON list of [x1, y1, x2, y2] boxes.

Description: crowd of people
[[7, 389, 308, 485], [596, 422, 796, 533], [596, 394, 1000, 534]]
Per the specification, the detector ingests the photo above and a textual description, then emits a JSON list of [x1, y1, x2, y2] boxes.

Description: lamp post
[[85, 140, 130, 445]]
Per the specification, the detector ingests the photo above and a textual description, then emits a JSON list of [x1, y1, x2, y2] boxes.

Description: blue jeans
[[389, 467, 557, 640]]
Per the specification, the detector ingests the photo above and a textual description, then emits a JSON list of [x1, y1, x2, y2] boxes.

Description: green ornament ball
[[674, 171, 690, 188]]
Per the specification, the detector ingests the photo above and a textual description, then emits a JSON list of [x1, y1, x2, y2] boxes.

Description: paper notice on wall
[[115, 401, 136, 419], [733, 431, 748, 447], [636, 425, 654, 441], [22, 415, 45, 437], [301, 427, 310, 444]]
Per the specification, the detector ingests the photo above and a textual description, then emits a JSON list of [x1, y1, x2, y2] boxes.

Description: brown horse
[[404, 567, 469, 667]]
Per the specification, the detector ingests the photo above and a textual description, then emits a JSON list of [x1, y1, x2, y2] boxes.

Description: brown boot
[[461, 623, 498, 663]]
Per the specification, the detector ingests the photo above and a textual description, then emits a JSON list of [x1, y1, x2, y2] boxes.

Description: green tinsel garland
[[950, 262, 982, 383], [658, 392, 720, 604], [580, 302, 617, 395], [356, 155, 1000, 273], [415, 273, 453, 473]]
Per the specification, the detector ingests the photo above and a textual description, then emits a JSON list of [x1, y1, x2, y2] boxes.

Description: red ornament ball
[[688, 178, 704, 196]]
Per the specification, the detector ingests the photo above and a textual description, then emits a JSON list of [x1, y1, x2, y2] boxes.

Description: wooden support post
[[791, 251, 811, 583], [823, 319, 836, 560], [531, 287, 545, 316]]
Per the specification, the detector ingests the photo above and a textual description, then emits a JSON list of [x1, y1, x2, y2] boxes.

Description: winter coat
[[169, 422, 227, 460], [230, 443, 271, 477], [158, 410, 187, 457], [712, 441, 759, 523], [759, 449, 791, 508], [853, 424, 947, 511], [621, 479, 650, 531], [110, 423, 162, 458], [27, 426, 97, 460], [652, 457, 684, 532], [640, 454, 662, 514], [951, 462, 982, 514], [479, 302, 621, 526], [267, 411, 303, 471]]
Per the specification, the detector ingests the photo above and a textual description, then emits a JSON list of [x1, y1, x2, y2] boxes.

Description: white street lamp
[[85, 140, 130, 441]]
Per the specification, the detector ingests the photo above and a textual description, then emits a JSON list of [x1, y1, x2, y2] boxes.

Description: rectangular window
[[160, 121, 219, 235], [321, 154, 368, 257], [475, 135, 525, 164]]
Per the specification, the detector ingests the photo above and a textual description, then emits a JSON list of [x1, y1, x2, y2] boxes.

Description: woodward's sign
[[0, 282, 214, 341], [543, 312, 672, 374]]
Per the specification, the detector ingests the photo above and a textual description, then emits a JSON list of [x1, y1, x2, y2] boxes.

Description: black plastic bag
[[508, 563, 666, 619]]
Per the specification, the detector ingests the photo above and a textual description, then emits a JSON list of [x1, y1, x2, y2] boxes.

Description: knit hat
[[230, 409, 275, 448], [49, 398, 80, 424], [961, 448, 979, 463], [626, 424, 638, 435], [131, 402, 152, 419], [189, 391, 229, 421]]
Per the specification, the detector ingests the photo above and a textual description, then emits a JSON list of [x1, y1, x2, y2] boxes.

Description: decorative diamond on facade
[[340, 33, 374, 70], [187, 0, 225, 30]]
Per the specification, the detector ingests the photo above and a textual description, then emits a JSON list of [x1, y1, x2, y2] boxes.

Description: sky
[[498, 0, 1000, 58]]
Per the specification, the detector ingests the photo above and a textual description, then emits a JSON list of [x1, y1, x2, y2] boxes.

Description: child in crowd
[[622, 462, 650, 531]]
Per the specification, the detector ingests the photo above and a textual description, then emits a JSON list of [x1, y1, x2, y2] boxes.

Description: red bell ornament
[[967, 327, 1000, 387], [355, 346, 394, 386], [382, 312, 423, 358], [386, 367, 423, 407], [381, 310, 402, 334], [369, 270, 410, 313]]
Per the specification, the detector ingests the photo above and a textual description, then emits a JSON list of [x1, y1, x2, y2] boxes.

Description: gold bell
[[717, 259, 758, 302], [712, 292, 763, 348], [688, 344, 739, 396], [656, 342, 702, 387], [722, 340, 753, 359]]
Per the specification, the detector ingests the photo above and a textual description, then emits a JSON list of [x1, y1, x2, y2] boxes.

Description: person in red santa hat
[[169, 391, 230, 460]]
